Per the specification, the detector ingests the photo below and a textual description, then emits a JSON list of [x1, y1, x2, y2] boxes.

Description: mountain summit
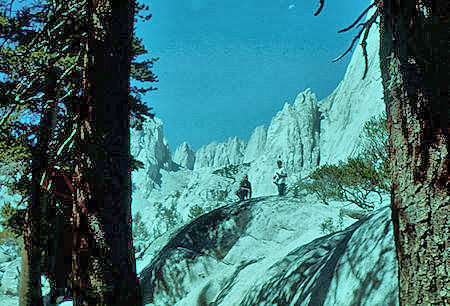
[[129, 6, 384, 199]]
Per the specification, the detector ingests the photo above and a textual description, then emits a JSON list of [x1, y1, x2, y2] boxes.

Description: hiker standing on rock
[[273, 160, 287, 196], [236, 174, 252, 201]]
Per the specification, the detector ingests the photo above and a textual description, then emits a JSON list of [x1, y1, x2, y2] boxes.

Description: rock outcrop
[[129, 11, 383, 200], [194, 137, 246, 170], [138, 198, 398, 306], [173, 142, 196, 170], [243, 125, 266, 163], [131, 117, 173, 197], [0, 257, 20, 296], [318, 9, 384, 165], [264, 88, 320, 173], [234, 88, 320, 196]]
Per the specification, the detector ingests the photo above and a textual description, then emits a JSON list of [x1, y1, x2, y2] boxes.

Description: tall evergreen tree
[[19, 70, 57, 306], [0, 0, 156, 303], [71, 0, 141, 304]]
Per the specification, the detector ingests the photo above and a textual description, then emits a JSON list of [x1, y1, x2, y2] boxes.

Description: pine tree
[[19, 71, 58, 306], [0, 0, 155, 303], [71, 0, 142, 303]]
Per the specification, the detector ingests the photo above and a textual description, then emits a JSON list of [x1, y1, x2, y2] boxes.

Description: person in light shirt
[[273, 160, 287, 196]]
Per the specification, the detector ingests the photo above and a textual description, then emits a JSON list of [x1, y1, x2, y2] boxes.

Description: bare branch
[[16, 195, 30, 208], [332, 8, 380, 80], [314, 0, 324, 16], [337, 2, 376, 33], [56, 121, 78, 156], [332, 25, 365, 63], [361, 10, 379, 79], [8, 0, 15, 18], [361, 42, 369, 79]]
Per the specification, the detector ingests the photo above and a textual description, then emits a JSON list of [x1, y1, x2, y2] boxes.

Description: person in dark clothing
[[236, 174, 252, 201]]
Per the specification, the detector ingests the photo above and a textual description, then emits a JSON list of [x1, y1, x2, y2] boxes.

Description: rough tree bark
[[18, 162, 43, 306], [19, 69, 58, 306], [378, 1, 449, 305], [71, 0, 141, 304]]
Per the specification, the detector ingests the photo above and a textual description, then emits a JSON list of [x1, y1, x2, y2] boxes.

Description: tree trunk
[[19, 168, 43, 306], [19, 69, 58, 306], [71, 0, 141, 304], [379, 1, 449, 305]]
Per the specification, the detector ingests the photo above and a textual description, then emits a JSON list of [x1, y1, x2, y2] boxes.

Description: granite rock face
[[0, 5, 392, 306], [264, 89, 320, 172], [193, 137, 246, 170], [173, 142, 196, 170], [318, 9, 384, 165], [243, 125, 266, 163], [138, 198, 398, 306], [0, 258, 20, 296], [131, 117, 173, 197]]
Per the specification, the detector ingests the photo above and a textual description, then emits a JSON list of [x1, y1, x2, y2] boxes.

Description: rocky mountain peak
[[244, 125, 267, 163], [265, 88, 320, 173], [318, 14, 384, 165], [194, 137, 247, 170], [173, 142, 195, 170], [130, 116, 172, 197]]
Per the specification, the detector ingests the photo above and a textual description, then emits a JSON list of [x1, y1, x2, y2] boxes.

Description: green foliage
[[0, 0, 158, 209], [1, 202, 16, 221], [132, 211, 151, 258], [212, 163, 251, 180], [0, 0, 157, 150], [0, 3, 158, 301], [0, 196, 60, 243], [133, 200, 185, 259], [297, 115, 390, 209], [0, 15, 8, 27], [134, 2, 152, 22], [360, 114, 390, 180], [291, 181, 308, 199], [188, 204, 204, 219], [207, 189, 228, 202], [132, 212, 150, 241], [0, 202, 25, 238], [213, 164, 240, 179], [216, 190, 228, 201], [154, 201, 182, 230], [320, 216, 344, 235]]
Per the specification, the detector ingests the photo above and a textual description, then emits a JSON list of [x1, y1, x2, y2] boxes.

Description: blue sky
[[136, 0, 371, 151]]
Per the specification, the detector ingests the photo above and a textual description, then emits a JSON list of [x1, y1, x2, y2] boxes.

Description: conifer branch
[[337, 3, 376, 33], [0, 106, 14, 127]]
